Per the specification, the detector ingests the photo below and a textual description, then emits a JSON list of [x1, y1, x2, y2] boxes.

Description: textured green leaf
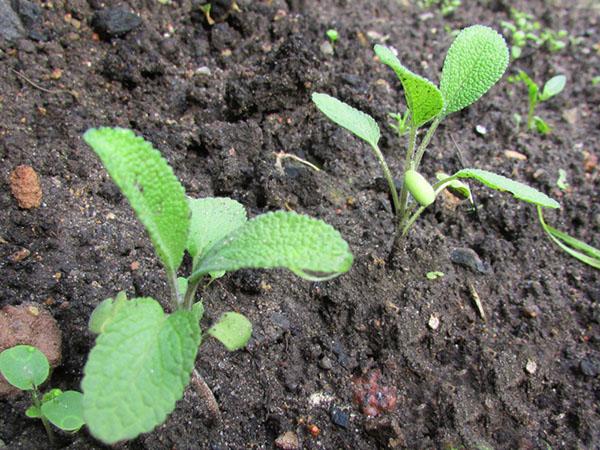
[[187, 197, 247, 264], [312, 93, 380, 149], [0, 345, 49, 391], [42, 391, 85, 432], [84, 128, 189, 274], [454, 168, 559, 208], [440, 25, 509, 115], [540, 75, 566, 101], [207, 312, 252, 351], [374, 45, 443, 127], [88, 292, 128, 334], [82, 297, 201, 444], [192, 211, 353, 282]]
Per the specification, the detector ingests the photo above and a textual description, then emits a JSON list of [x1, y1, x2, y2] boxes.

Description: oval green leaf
[[454, 168, 559, 208], [42, 390, 85, 432], [374, 45, 443, 127], [404, 170, 436, 207], [312, 93, 380, 149], [83, 128, 190, 274], [440, 25, 509, 115], [82, 297, 201, 444], [0, 345, 49, 391], [207, 312, 252, 351], [192, 211, 353, 282], [540, 75, 566, 101]]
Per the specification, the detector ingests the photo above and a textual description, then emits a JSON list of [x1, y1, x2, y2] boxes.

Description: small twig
[[10, 68, 77, 99], [274, 151, 321, 175], [190, 368, 222, 425], [468, 281, 486, 322]]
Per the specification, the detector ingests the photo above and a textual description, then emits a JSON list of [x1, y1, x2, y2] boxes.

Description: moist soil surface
[[1, 0, 599, 448]]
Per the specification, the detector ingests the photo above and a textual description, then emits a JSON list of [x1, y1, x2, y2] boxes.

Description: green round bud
[[404, 170, 436, 207]]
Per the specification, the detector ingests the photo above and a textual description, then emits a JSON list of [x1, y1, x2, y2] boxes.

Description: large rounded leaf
[[0, 345, 49, 391]]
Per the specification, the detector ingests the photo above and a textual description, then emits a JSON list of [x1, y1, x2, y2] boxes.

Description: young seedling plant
[[81, 127, 353, 444], [0, 345, 85, 444], [511, 70, 566, 134], [312, 25, 560, 247]]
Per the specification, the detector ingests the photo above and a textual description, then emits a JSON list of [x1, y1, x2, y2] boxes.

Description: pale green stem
[[182, 277, 202, 311], [413, 115, 443, 170], [32, 389, 55, 445], [396, 124, 418, 234], [166, 270, 182, 309], [369, 143, 400, 216], [526, 96, 537, 130]]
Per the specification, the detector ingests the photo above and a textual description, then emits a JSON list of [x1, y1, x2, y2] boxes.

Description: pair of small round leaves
[[404, 170, 435, 207]]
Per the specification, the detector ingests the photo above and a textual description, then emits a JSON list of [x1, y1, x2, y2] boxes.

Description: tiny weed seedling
[[388, 111, 411, 136], [312, 25, 560, 247], [510, 70, 566, 134], [0, 345, 84, 444], [81, 128, 353, 444], [418, 0, 461, 17], [326, 29, 339, 44]]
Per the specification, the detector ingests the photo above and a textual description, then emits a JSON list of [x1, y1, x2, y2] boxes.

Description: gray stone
[[0, 0, 25, 42]]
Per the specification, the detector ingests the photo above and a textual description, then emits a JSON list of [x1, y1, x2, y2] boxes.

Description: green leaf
[[0, 345, 49, 391], [454, 168, 559, 208], [42, 391, 85, 432], [436, 172, 472, 201], [556, 169, 569, 191], [207, 312, 252, 351], [538, 207, 600, 269], [440, 25, 509, 115], [83, 128, 189, 274], [518, 70, 539, 105], [374, 45, 443, 127], [25, 405, 42, 418], [533, 116, 551, 134], [426, 271, 444, 280], [192, 301, 205, 321], [42, 388, 63, 403], [540, 75, 566, 101], [192, 211, 353, 282], [88, 292, 128, 334], [187, 197, 247, 265], [311, 93, 380, 149], [82, 297, 201, 444]]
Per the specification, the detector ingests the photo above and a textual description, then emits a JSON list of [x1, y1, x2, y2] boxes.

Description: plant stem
[[396, 124, 418, 233], [182, 277, 202, 311], [32, 389, 55, 445], [526, 97, 536, 130], [190, 368, 222, 424], [413, 115, 442, 169], [166, 270, 181, 309], [369, 143, 400, 215]]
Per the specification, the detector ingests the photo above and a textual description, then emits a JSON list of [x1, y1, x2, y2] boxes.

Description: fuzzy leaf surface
[[83, 128, 189, 273], [42, 391, 85, 431], [207, 312, 252, 351], [455, 168, 559, 208], [0, 345, 49, 391], [440, 25, 509, 115], [192, 211, 353, 281], [312, 93, 380, 149], [374, 45, 443, 127], [82, 297, 201, 444], [187, 197, 247, 263]]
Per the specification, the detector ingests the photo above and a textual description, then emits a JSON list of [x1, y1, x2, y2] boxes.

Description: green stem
[[369, 143, 400, 216], [413, 115, 442, 170], [526, 98, 537, 130], [32, 389, 55, 445], [182, 277, 203, 311], [166, 270, 181, 310], [397, 124, 418, 233]]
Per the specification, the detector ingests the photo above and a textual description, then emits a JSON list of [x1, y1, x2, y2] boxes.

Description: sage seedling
[[512, 70, 566, 134], [0, 345, 84, 444], [312, 25, 559, 245], [81, 127, 352, 444]]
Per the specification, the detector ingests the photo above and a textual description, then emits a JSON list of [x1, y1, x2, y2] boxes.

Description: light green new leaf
[[207, 312, 252, 351], [0, 345, 49, 391], [88, 291, 128, 334], [540, 75, 566, 101], [187, 197, 247, 265], [25, 405, 42, 418], [312, 93, 380, 149], [454, 168, 559, 208], [42, 391, 85, 432], [518, 70, 539, 105], [374, 45, 443, 127], [192, 211, 353, 282], [82, 297, 201, 444], [440, 25, 509, 115], [83, 128, 190, 274]]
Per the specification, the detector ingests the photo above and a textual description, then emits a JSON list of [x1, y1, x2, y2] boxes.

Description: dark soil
[[1, 0, 599, 448]]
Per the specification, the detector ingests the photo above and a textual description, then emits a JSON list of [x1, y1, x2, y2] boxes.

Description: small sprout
[[514, 71, 566, 134], [426, 271, 444, 280], [326, 29, 339, 44], [81, 128, 353, 444], [0, 345, 85, 444], [418, 0, 461, 17], [592, 76, 600, 86], [388, 111, 411, 136]]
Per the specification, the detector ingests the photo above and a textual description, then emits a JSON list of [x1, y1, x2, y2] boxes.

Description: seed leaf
[[192, 211, 353, 281], [0, 345, 49, 391], [540, 75, 566, 101], [374, 45, 443, 127], [440, 25, 509, 115], [88, 291, 128, 335], [312, 93, 380, 149], [207, 312, 252, 351], [84, 128, 189, 274], [454, 168, 559, 208], [41, 390, 85, 432], [82, 297, 201, 444], [187, 197, 247, 265]]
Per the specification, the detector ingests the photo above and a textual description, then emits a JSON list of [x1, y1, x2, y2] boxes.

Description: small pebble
[[320, 41, 334, 55], [319, 356, 333, 370], [579, 358, 599, 377], [428, 314, 440, 330], [91, 7, 142, 39], [504, 150, 527, 161], [475, 124, 487, 135], [9, 248, 30, 262], [525, 359, 537, 374], [522, 304, 541, 318], [330, 406, 349, 428], [274, 431, 299, 450], [450, 247, 489, 274], [10, 165, 42, 209]]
